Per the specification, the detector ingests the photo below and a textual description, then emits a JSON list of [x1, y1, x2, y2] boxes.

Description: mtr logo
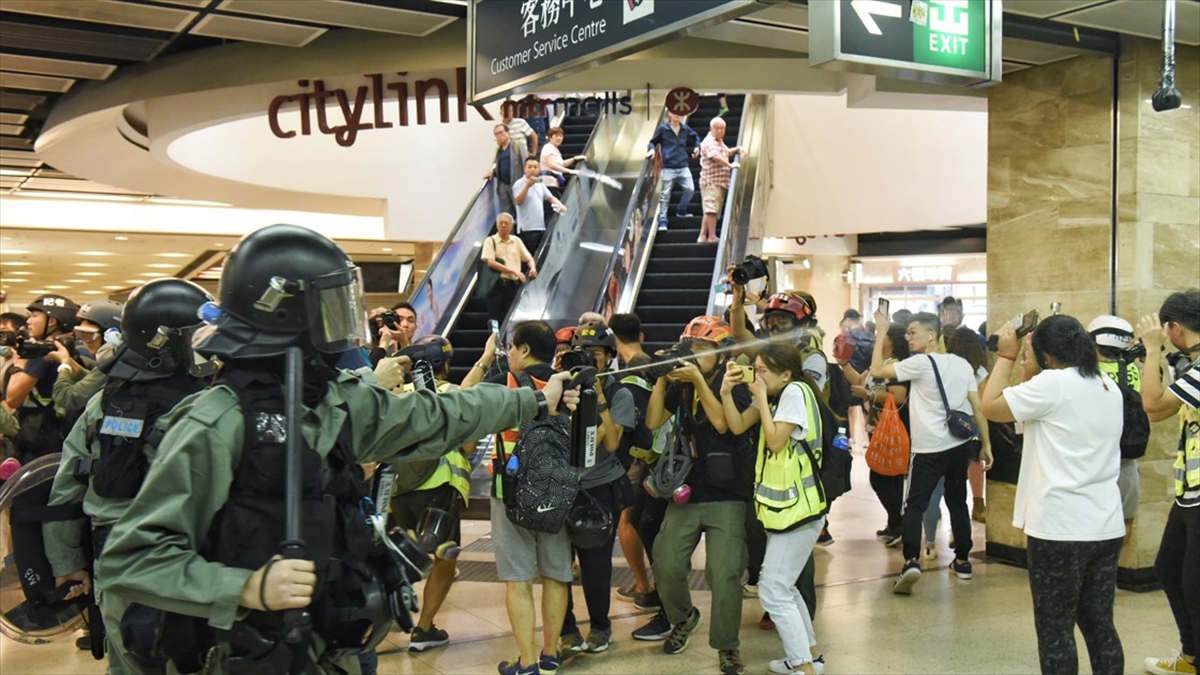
[[624, 0, 654, 24]]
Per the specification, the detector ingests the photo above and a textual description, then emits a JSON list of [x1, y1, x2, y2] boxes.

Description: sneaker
[[634, 589, 661, 610], [950, 559, 973, 580], [633, 610, 673, 641], [559, 632, 585, 659], [663, 607, 702, 655], [616, 583, 640, 599], [814, 655, 826, 675], [719, 649, 745, 675], [1146, 653, 1198, 675], [769, 658, 819, 675], [537, 652, 561, 675], [409, 624, 450, 652], [717, 104, 730, 117], [816, 527, 833, 547], [584, 628, 612, 653], [758, 611, 775, 631], [497, 658, 539, 675], [884, 531, 903, 548], [924, 544, 938, 560], [892, 559, 922, 595], [742, 583, 758, 598], [657, 219, 668, 231], [75, 633, 91, 651]]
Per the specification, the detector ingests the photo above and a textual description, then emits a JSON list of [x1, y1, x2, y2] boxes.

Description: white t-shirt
[[1003, 367, 1124, 541], [892, 352, 977, 454], [756, 381, 811, 443], [512, 176, 551, 233]]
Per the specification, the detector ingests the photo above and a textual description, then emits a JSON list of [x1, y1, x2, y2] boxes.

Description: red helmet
[[681, 316, 734, 346], [555, 326, 578, 345], [764, 292, 814, 324]]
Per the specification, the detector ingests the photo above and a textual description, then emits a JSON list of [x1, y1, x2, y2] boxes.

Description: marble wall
[[986, 38, 1200, 581]]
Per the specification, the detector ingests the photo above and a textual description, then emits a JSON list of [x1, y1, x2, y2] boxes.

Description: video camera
[[0, 330, 73, 360], [558, 347, 596, 372], [729, 254, 769, 286], [643, 341, 694, 381], [987, 310, 1039, 352]]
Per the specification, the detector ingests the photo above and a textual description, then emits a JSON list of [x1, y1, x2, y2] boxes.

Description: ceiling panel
[[1004, 0, 1110, 19], [0, 124, 25, 136], [0, 71, 75, 93], [20, 177, 142, 193], [0, 149, 39, 161], [1003, 61, 1033, 74], [1057, 0, 1200, 45], [0, 137, 34, 150], [1002, 36, 1087, 65], [0, 54, 117, 80], [0, 92, 48, 111], [219, 0, 457, 37], [153, 0, 215, 6], [738, 1, 809, 29], [1, 0, 197, 33], [0, 21, 169, 61], [190, 13, 326, 47], [0, 113, 30, 125]]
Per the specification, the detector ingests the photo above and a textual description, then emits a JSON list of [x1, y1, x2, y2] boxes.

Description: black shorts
[[390, 483, 463, 544]]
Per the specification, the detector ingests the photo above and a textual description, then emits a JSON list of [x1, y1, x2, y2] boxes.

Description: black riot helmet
[[411, 335, 453, 372], [27, 294, 79, 335], [107, 278, 214, 382], [192, 224, 370, 360]]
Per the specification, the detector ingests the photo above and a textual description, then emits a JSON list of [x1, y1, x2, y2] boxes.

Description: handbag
[[926, 354, 979, 440], [865, 392, 910, 476], [475, 235, 501, 298]]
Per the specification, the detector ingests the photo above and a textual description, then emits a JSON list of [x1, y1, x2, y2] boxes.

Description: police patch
[[100, 416, 145, 438]]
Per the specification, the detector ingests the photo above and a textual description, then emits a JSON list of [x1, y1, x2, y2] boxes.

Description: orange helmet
[[681, 315, 734, 346], [555, 326, 578, 345], [764, 292, 814, 324]]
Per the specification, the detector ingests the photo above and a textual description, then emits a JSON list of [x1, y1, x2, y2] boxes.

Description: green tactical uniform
[[95, 371, 540, 674], [45, 390, 194, 675], [52, 367, 107, 417]]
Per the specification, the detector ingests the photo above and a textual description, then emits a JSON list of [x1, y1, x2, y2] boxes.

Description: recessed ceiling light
[[155, 252, 191, 258], [46, 285, 70, 290], [76, 272, 103, 277], [103, 285, 126, 290], [66, 279, 88, 283], [77, 263, 110, 267], [28, 289, 49, 294], [1, 249, 28, 255], [139, 272, 169, 277], [8, 271, 33, 276], [82, 290, 103, 295], [78, 251, 114, 256], [2, 278, 24, 283], [1, 261, 32, 266], [145, 263, 179, 269], [114, 236, 129, 241], [381, 247, 393, 252], [125, 279, 146, 285]]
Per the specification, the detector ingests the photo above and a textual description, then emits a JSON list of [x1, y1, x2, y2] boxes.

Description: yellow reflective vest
[[396, 380, 473, 504], [1176, 402, 1200, 499], [754, 381, 828, 532]]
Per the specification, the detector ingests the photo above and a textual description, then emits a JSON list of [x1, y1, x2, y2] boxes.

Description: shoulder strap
[[925, 354, 953, 415]]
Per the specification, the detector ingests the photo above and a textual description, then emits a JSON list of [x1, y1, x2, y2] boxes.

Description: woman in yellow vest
[[721, 342, 827, 675]]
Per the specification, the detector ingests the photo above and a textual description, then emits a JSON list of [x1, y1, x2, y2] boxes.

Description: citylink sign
[[470, 0, 764, 104], [810, 0, 1001, 87]]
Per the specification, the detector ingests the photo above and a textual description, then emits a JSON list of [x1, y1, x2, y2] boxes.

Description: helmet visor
[[307, 266, 370, 353]]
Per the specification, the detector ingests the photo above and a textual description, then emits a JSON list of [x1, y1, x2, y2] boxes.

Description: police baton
[[281, 346, 313, 674]]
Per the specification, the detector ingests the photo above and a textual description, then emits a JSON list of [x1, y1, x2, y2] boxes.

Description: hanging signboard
[[469, 0, 763, 104], [809, 0, 1002, 87]]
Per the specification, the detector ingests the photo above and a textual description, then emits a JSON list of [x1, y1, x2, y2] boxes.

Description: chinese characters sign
[[809, 0, 1000, 87], [893, 265, 958, 284], [470, 0, 760, 103]]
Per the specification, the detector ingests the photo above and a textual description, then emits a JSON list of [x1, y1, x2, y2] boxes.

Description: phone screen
[[878, 298, 890, 317]]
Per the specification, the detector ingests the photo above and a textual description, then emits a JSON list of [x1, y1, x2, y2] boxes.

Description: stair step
[[634, 288, 710, 306], [640, 272, 712, 290]]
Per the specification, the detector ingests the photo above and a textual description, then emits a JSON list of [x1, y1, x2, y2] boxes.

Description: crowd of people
[[1, 227, 1198, 675]]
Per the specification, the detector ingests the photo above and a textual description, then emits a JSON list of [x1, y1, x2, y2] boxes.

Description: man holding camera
[[1137, 290, 1200, 675]]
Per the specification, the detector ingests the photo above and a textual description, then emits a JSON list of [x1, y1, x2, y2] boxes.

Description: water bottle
[[832, 426, 850, 452], [505, 454, 520, 475]]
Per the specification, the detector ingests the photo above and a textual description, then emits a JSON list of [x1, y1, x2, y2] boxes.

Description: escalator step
[[651, 257, 719, 274], [635, 288, 709, 306], [641, 272, 712, 290], [650, 242, 720, 258]]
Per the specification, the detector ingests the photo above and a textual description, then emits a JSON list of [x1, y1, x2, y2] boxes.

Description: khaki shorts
[[490, 498, 574, 582], [701, 184, 727, 214]]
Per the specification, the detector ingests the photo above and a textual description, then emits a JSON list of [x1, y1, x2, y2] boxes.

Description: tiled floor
[[1, 451, 1181, 674]]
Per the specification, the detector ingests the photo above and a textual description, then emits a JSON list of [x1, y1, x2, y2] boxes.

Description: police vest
[[83, 375, 204, 499], [161, 369, 390, 673], [392, 380, 472, 503], [1175, 359, 1200, 499], [491, 371, 548, 500], [754, 381, 827, 532]]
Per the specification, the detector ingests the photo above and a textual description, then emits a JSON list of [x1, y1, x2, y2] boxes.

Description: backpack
[[799, 374, 852, 502], [1115, 361, 1150, 460], [501, 371, 580, 534]]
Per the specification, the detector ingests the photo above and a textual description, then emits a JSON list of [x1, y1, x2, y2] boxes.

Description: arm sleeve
[[891, 355, 929, 383], [647, 125, 662, 150], [1168, 368, 1200, 409], [802, 353, 828, 389], [44, 402, 99, 576], [1001, 370, 1060, 423], [52, 368, 106, 416], [481, 236, 496, 261], [773, 384, 810, 437], [608, 387, 636, 430]]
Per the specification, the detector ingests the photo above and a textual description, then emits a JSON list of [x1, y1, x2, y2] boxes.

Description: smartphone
[[736, 364, 754, 383], [1016, 310, 1040, 337], [877, 298, 890, 317], [489, 320, 504, 355]]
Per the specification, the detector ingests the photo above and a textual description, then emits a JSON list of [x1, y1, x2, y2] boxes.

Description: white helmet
[[1087, 315, 1134, 349]]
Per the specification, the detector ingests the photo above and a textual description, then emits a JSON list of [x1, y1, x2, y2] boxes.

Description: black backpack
[[799, 375, 852, 502], [501, 372, 580, 534], [1115, 361, 1150, 460]]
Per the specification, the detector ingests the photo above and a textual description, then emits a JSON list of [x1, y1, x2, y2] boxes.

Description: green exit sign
[[810, 0, 1001, 87]]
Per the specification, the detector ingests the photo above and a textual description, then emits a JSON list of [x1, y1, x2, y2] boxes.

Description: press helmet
[[681, 315, 734, 347], [573, 321, 617, 354], [764, 292, 814, 325], [555, 326, 578, 346], [76, 299, 124, 333], [412, 334, 453, 372], [27, 294, 79, 334], [1087, 315, 1135, 350], [193, 224, 369, 359]]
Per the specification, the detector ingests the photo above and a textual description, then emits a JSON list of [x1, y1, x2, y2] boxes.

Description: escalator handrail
[[707, 95, 765, 317]]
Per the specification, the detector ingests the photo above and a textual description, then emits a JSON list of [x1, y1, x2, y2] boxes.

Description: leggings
[[1026, 535, 1124, 675]]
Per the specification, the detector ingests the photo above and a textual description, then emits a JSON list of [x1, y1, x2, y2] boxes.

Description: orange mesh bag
[[865, 393, 910, 476]]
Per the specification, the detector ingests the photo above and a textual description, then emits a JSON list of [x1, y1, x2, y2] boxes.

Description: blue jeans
[[658, 167, 694, 223]]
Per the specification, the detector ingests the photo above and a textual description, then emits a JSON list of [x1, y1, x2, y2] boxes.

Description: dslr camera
[[0, 330, 69, 360], [644, 341, 694, 381], [559, 347, 597, 372], [371, 310, 401, 331], [730, 254, 769, 286]]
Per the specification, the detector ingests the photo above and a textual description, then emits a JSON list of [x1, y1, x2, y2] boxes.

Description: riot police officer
[[43, 278, 214, 673], [95, 225, 577, 674]]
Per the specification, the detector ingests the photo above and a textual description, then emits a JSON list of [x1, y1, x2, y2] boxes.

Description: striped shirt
[[700, 133, 733, 188]]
